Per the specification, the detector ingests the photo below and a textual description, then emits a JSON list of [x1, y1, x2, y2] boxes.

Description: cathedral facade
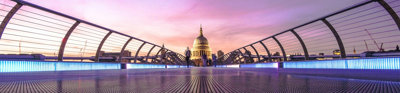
[[191, 25, 212, 66]]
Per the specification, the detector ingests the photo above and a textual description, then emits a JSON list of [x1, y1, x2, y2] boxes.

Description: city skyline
[[0, 0, 366, 54]]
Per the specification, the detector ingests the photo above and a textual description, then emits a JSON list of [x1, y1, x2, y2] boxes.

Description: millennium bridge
[[0, 0, 400, 92]]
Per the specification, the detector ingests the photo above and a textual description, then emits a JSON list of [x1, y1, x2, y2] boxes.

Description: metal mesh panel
[[134, 44, 152, 63], [0, 4, 74, 59], [138, 44, 153, 56], [125, 39, 144, 63], [0, 2, 15, 24], [262, 39, 283, 62], [238, 49, 245, 62], [141, 44, 153, 63], [245, 46, 258, 62], [64, 23, 107, 62], [0, 2, 18, 54], [275, 32, 303, 56], [148, 47, 161, 63], [101, 33, 129, 53], [0, 0, 180, 63], [328, 2, 400, 54], [252, 43, 267, 62], [387, 0, 400, 17], [215, 0, 400, 64], [296, 21, 338, 56]]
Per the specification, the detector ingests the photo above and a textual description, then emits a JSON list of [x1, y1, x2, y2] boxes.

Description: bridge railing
[[0, 0, 185, 64], [220, 0, 400, 64]]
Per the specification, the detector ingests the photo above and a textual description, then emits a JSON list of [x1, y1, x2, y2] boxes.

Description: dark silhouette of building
[[98, 50, 131, 62], [244, 50, 254, 63], [217, 50, 224, 64], [272, 52, 281, 62]]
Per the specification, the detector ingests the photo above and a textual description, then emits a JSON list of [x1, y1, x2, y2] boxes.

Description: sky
[[1, 0, 367, 54]]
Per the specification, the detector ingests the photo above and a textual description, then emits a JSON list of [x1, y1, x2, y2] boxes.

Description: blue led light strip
[[126, 64, 190, 69], [0, 60, 120, 72], [284, 57, 400, 69], [0, 60, 193, 72], [240, 63, 278, 68]]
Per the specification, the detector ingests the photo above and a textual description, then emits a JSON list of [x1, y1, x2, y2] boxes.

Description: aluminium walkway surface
[[0, 67, 400, 93]]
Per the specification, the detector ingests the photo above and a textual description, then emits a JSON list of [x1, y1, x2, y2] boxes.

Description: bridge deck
[[0, 68, 400, 93]]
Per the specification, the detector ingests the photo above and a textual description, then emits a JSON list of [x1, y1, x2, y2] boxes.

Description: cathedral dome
[[194, 33, 209, 46], [191, 25, 212, 61]]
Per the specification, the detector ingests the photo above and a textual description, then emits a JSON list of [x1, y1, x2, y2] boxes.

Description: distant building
[[244, 50, 254, 63], [333, 49, 340, 55], [191, 25, 212, 66], [272, 52, 281, 62], [98, 50, 131, 62], [217, 50, 224, 64], [217, 50, 224, 58], [0, 54, 45, 61]]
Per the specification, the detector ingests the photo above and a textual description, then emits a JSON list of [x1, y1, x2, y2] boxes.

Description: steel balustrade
[[1, 0, 399, 65], [250, 45, 261, 62], [377, 0, 400, 30], [242, 47, 249, 63], [290, 30, 309, 60], [0, 3, 22, 39], [237, 49, 245, 64], [153, 48, 163, 63], [221, 0, 400, 64], [273, 37, 287, 61], [133, 42, 146, 63], [321, 19, 346, 58], [0, 0, 184, 64], [58, 21, 80, 61], [95, 32, 112, 62], [259, 41, 272, 62], [118, 38, 132, 62], [145, 45, 156, 62]]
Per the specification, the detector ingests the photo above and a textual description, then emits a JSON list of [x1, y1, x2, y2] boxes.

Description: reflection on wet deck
[[0, 68, 399, 93]]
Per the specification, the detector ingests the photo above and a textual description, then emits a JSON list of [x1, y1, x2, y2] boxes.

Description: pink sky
[[9, 0, 365, 54]]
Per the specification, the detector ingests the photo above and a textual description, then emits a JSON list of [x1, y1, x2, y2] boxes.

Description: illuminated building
[[333, 49, 341, 55], [191, 25, 212, 66]]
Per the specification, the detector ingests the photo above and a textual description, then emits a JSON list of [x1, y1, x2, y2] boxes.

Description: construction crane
[[364, 29, 383, 52]]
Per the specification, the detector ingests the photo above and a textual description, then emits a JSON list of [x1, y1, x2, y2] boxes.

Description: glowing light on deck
[[0, 60, 120, 72], [284, 57, 400, 69]]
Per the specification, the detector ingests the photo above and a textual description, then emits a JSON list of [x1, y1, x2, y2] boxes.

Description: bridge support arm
[[58, 21, 80, 61], [273, 37, 287, 61], [376, 0, 400, 31], [118, 38, 132, 62], [290, 30, 309, 60], [95, 32, 112, 62], [243, 47, 251, 63], [133, 42, 146, 63], [260, 41, 272, 62], [237, 49, 245, 64], [322, 19, 346, 58], [250, 45, 260, 63], [0, 3, 22, 39], [145, 45, 156, 62], [153, 47, 163, 63]]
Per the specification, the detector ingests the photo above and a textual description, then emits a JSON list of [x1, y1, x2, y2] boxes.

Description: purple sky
[[11, 0, 366, 54]]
